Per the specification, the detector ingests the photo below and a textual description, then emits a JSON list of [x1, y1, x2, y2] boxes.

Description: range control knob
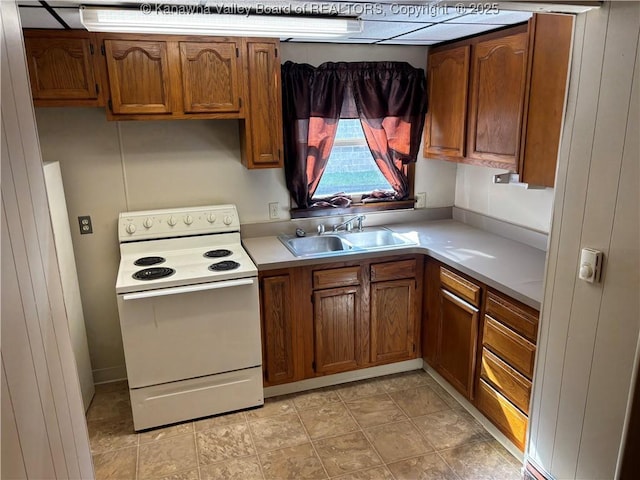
[[207, 213, 217, 224], [223, 215, 233, 226], [125, 223, 136, 234], [167, 216, 177, 227], [143, 217, 153, 229], [184, 215, 193, 225]]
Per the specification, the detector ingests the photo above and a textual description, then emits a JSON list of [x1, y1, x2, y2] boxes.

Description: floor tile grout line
[[293, 408, 332, 479], [434, 449, 465, 480], [134, 440, 140, 480], [192, 431, 202, 480], [244, 412, 268, 480], [384, 391, 442, 454]]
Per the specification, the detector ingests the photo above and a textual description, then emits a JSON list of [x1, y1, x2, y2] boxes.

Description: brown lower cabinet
[[259, 254, 422, 387], [422, 257, 539, 451]]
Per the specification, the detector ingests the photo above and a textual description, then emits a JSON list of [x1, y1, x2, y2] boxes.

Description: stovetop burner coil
[[203, 249, 232, 258], [134, 256, 166, 267], [208, 260, 240, 272], [132, 267, 176, 281]]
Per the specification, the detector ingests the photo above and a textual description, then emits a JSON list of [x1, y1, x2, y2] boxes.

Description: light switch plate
[[578, 247, 603, 283], [415, 192, 427, 209]]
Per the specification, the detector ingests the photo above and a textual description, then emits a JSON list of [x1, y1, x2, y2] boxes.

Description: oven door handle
[[121, 277, 255, 301]]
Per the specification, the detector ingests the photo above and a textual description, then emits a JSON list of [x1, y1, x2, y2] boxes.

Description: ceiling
[[17, 1, 596, 45]]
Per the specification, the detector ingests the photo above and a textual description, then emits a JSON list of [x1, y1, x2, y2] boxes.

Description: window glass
[[313, 119, 393, 198]]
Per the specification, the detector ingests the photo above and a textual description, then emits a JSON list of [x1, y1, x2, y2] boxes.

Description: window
[[281, 60, 427, 216], [313, 119, 393, 199]]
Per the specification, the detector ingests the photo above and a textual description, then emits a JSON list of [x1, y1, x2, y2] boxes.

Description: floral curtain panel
[[282, 61, 427, 209]]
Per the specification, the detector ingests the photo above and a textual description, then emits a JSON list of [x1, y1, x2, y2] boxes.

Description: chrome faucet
[[332, 215, 365, 233]]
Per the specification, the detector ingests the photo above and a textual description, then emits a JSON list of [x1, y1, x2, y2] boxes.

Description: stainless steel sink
[[278, 227, 416, 258], [340, 228, 415, 249], [280, 235, 355, 257]]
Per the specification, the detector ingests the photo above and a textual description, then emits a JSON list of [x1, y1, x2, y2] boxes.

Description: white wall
[[1, 1, 93, 477], [527, 2, 640, 478], [35, 42, 457, 383], [454, 164, 555, 233]]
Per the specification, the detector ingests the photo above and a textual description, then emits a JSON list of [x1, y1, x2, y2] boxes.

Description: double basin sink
[[279, 227, 416, 258]]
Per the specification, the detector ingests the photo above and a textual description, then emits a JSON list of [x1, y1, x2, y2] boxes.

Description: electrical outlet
[[268, 202, 280, 220], [78, 215, 93, 234], [415, 192, 427, 209]]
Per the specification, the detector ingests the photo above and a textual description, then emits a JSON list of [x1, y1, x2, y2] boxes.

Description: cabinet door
[[241, 40, 283, 168], [520, 13, 573, 187], [467, 32, 529, 170], [313, 286, 360, 375], [422, 259, 440, 366], [424, 45, 470, 159], [24, 36, 98, 101], [437, 289, 479, 399], [370, 279, 416, 364], [179, 41, 241, 113], [261, 275, 295, 385], [104, 39, 171, 114]]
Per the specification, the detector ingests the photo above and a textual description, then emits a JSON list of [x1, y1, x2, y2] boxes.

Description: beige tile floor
[[87, 370, 523, 480]]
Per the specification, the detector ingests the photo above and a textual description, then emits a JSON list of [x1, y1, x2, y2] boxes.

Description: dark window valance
[[282, 61, 427, 209]]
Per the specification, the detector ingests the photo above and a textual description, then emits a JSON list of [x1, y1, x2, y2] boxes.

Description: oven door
[[117, 277, 261, 389]]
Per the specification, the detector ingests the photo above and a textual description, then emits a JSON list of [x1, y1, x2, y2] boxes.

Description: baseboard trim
[[422, 362, 525, 463], [524, 460, 554, 480], [92, 365, 127, 384], [263, 359, 424, 398]]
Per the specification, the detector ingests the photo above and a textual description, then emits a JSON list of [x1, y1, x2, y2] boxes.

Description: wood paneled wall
[[1, 1, 94, 478], [527, 2, 640, 478]]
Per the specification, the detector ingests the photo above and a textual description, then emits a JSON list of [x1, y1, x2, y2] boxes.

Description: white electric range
[[115, 204, 263, 431]]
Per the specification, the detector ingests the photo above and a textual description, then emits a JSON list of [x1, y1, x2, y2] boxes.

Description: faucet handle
[[317, 224, 325, 235]]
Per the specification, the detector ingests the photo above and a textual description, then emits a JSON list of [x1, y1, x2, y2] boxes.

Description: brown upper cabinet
[[99, 34, 243, 119], [23, 30, 104, 107], [23, 30, 283, 169], [104, 39, 172, 115], [180, 41, 242, 114], [423, 13, 573, 187], [240, 40, 283, 168], [467, 31, 529, 170], [423, 45, 470, 159]]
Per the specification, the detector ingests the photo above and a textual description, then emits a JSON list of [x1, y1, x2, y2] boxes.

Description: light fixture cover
[[79, 6, 363, 38]]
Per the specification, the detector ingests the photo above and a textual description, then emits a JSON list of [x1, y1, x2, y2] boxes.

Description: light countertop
[[242, 219, 547, 310]]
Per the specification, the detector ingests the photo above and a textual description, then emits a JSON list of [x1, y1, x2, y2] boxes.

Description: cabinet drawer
[[440, 266, 481, 306], [483, 316, 536, 379], [313, 266, 360, 290], [486, 292, 538, 343], [371, 259, 417, 282], [476, 379, 528, 451], [480, 347, 532, 414]]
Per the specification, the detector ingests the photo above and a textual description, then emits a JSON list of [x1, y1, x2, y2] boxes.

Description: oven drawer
[[130, 367, 263, 430], [117, 277, 261, 388]]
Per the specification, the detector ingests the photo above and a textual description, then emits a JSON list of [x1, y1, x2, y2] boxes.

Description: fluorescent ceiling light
[[80, 6, 363, 38]]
